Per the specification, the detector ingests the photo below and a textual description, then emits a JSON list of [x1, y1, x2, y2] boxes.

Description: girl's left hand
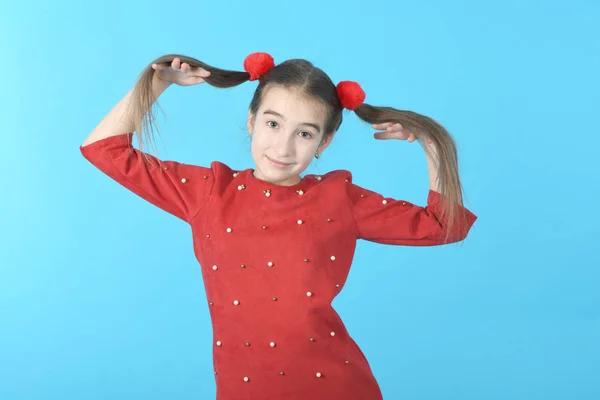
[[372, 123, 432, 144]]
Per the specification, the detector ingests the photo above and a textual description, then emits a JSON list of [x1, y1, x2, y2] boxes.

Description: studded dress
[[80, 133, 477, 400]]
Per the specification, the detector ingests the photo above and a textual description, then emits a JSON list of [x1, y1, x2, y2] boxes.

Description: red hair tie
[[244, 52, 275, 81], [336, 81, 366, 110]]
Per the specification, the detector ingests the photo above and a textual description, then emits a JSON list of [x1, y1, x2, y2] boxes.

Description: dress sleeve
[[79, 133, 215, 223], [346, 181, 477, 246]]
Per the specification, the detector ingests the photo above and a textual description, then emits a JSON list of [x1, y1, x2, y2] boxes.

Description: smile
[[266, 156, 293, 168]]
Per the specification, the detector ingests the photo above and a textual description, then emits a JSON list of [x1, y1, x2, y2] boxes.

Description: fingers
[[372, 122, 395, 130], [373, 131, 398, 140]]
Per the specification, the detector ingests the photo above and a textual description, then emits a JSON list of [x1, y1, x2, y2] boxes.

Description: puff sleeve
[[80, 133, 214, 223], [347, 182, 477, 246]]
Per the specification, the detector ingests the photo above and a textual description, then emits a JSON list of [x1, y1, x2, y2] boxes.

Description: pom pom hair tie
[[244, 52, 275, 81], [243, 52, 366, 110], [336, 81, 366, 111]]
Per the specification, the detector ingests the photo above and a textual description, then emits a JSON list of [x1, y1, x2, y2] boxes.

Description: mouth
[[266, 156, 293, 168]]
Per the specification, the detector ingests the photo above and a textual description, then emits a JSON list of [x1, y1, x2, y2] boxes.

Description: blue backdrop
[[1, 0, 598, 399]]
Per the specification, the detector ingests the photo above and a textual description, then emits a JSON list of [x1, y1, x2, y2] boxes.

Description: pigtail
[[127, 54, 252, 156], [354, 103, 469, 245]]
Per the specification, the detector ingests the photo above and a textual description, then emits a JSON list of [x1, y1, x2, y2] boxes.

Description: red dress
[[80, 133, 477, 400]]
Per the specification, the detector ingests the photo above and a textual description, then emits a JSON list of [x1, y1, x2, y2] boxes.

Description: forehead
[[259, 85, 326, 122]]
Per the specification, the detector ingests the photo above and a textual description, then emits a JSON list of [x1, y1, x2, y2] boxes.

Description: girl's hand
[[151, 57, 211, 87], [372, 122, 432, 144]]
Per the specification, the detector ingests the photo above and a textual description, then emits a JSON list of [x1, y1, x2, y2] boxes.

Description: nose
[[272, 131, 295, 158]]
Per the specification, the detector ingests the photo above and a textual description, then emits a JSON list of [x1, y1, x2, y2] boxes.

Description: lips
[[266, 156, 292, 167]]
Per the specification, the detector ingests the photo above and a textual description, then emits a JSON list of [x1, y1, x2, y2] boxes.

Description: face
[[247, 85, 334, 186]]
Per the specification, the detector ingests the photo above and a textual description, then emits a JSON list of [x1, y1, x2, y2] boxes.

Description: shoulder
[[305, 168, 354, 185]]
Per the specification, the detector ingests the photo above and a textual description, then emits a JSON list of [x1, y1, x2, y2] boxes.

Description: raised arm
[[81, 73, 171, 147], [79, 59, 216, 223]]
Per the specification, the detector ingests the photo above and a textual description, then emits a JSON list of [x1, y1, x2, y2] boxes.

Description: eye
[[267, 121, 279, 129], [299, 131, 313, 139]]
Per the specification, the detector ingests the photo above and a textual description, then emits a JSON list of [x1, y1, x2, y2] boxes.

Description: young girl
[[80, 52, 477, 400]]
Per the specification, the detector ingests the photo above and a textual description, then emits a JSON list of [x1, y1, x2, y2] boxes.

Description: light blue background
[[1, 0, 598, 399]]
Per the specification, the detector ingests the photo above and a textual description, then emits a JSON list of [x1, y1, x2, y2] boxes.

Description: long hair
[[128, 53, 470, 244]]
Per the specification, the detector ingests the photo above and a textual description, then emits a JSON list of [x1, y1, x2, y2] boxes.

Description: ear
[[317, 130, 336, 153], [247, 110, 255, 135]]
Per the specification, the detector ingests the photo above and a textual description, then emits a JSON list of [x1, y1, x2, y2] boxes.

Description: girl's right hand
[[151, 57, 211, 86]]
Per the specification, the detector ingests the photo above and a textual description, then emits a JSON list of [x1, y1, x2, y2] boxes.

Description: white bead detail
[[382, 199, 388, 204], [270, 342, 276, 347], [212, 265, 218, 271], [265, 192, 271, 197], [330, 331, 336, 337], [243, 377, 249, 382], [297, 220, 303, 224], [315, 176, 322, 181], [216, 341, 222, 346], [297, 190, 304, 195], [226, 228, 232, 233], [181, 178, 187, 183], [233, 300, 239, 306], [307, 291, 313, 297], [238, 185, 246, 190], [267, 262, 274, 267], [316, 372, 322, 378], [233, 172, 239, 177], [330, 256, 336, 261]]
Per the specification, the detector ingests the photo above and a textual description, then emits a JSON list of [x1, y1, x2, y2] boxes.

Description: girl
[[80, 52, 477, 400]]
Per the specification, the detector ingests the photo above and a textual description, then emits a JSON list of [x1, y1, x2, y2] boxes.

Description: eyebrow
[[263, 109, 321, 133]]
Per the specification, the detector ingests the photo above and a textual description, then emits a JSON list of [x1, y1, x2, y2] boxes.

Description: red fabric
[[80, 133, 477, 399], [336, 81, 366, 110], [243, 52, 275, 81]]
